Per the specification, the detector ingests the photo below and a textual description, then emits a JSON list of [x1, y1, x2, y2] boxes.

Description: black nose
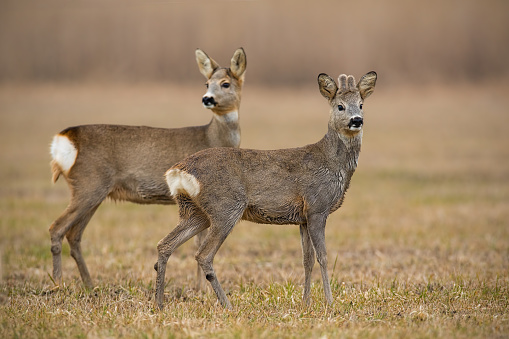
[[202, 96, 217, 107], [349, 116, 363, 129]]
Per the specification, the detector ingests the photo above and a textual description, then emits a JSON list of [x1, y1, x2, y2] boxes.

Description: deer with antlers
[[49, 48, 247, 288], [154, 71, 377, 309]]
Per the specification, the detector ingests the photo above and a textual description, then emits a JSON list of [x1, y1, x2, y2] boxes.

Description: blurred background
[[1, 0, 508, 86], [1, 0, 508, 304]]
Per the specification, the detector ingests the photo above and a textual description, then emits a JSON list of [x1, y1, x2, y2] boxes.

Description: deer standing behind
[[154, 71, 377, 309], [49, 48, 247, 288]]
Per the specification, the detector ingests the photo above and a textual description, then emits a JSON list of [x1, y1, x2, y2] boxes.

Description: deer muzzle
[[202, 96, 217, 108], [348, 116, 363, 130]]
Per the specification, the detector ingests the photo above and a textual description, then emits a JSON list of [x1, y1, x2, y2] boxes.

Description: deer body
[[49, 48, 246, 288], [52, 121, 239, 204], [169, 136, 359, 225], [155, 71, 377, 309]]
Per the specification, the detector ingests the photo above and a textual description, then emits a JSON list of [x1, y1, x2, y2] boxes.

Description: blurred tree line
[[1, 0, 508, 86]]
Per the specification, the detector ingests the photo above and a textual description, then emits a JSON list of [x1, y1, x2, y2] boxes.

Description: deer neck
[[207, 111, 241, 148], [320, 126, 363, 173]]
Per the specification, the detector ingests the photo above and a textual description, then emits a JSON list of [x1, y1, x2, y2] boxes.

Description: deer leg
[[299, 223, 315, 305], [49, 211, 72, 287], [49, 201, 95, 287], [195, 213, 241, 310], [194, 228, 208, 291], [65, 204, 101, 288], [307, 213, 333, 306], [49, 183, 108, 288], [155, 210, 210, 310]]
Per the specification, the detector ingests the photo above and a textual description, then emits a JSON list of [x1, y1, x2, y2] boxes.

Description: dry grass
[[0, 82, 508, 338]]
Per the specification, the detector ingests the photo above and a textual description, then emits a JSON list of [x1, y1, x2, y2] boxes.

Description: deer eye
[[221, 83, 230, 89], [360, 104, 363, 109], [205, 83, 209, 88], [338, 105, 345, 111]]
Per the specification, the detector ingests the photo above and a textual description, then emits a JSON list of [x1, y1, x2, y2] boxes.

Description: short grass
[[0, 83, 508, 338]]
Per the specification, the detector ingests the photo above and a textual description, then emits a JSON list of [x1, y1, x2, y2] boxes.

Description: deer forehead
[[335, 91, 362, 105], [208, 68, 235, 85]]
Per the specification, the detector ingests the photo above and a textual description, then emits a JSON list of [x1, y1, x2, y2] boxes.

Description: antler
[[338, 74, 357, 92]]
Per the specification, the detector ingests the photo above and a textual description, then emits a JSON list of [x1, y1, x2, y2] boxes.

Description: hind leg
[[49, 204, 84, 286], [49, 189, 106, 287], [194, 228, 208, 290], [155, 202, 210, 309], [65, 204, 101, 288], [195, 207, 244, 309]]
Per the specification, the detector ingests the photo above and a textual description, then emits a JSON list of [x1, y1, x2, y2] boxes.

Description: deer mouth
[[348, 116, 363, 131]]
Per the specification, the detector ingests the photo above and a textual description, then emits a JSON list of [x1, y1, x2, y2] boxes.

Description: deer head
[[318, 71, 377, 137], [196, 48, 247, 115]]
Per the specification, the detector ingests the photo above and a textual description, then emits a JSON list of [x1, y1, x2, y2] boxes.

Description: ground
[[0, 82, 508, 338]]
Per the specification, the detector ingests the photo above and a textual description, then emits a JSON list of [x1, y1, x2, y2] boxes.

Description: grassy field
[[0, 82, 508, 338]]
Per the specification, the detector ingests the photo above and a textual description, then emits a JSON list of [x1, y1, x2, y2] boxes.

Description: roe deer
[[49, 48, 247, 288], [154, 71, 377, 309]]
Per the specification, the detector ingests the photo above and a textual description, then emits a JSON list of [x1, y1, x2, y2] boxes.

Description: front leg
[[299, 223, 315, 305], [306, 213, 333, 306]]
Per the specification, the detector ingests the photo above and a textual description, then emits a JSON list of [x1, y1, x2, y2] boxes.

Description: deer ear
[[318, 73, 337, 101], [196, 49, 220, 79], [230, 47, 247, 80], [358, 71, 377, 100]]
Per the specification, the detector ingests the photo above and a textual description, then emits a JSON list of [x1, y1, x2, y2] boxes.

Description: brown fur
[[155, 71, 377, 309], [48, 48, 247, 288]]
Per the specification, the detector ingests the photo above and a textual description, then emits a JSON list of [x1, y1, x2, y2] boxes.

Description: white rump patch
[[165, 168, 201, 197], [50, 135, 77, 174]]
